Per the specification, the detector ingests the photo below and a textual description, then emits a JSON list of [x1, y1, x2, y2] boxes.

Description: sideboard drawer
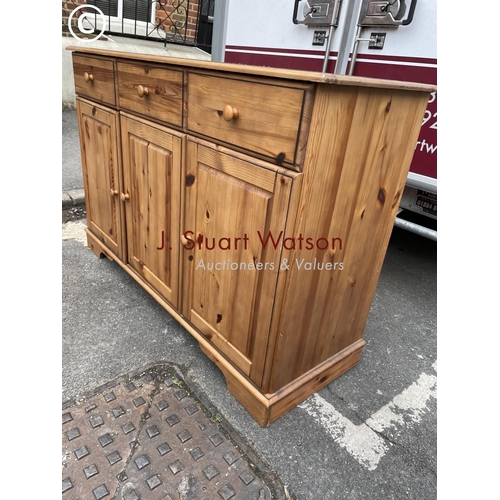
[[117, 61, 184, 127], [187, 71, 313, 168], [73, 54, 116, 106]]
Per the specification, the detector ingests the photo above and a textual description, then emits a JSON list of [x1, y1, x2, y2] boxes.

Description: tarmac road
[[62, 213, 437, 499]]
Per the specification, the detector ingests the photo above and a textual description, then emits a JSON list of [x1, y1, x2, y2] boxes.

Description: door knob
[[222, 104, 239, 121], [137, 85, 149, 98]]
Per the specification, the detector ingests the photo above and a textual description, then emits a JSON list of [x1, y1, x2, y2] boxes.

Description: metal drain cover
[[62, 365, 278, 499]]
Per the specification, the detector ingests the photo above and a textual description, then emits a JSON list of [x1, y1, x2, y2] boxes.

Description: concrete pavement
[[62, 109, 85, 207], [62, 110, 437, 499]]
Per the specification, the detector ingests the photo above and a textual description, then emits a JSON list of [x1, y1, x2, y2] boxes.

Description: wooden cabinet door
[[77, 99, 123, 259], [182, 141, 293, 385], [120, 115, 182, 308]]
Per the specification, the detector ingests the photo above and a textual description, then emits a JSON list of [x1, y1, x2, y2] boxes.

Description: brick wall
[[62, 1, 87, 37]]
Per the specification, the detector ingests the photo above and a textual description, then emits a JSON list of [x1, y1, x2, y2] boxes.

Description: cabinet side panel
[[268, 85, 430, 393]]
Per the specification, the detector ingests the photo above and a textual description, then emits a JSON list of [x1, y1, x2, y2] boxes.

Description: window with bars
[[87, 0, 152, 24], [71, 0, 213, 52]]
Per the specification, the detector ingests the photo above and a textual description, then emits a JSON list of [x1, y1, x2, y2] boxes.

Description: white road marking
[[299, 393, 387, 470], [367, 361, 437, 433], [299, 361, 437, 470]]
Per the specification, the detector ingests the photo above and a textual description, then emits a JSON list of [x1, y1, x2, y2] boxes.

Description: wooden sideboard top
[[67, 46, 436, 93]]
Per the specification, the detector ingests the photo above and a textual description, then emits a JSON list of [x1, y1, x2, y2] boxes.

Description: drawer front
[[117, 61, 184, 127], [187, 72, 312, 168], [73, 55, 116, 105]]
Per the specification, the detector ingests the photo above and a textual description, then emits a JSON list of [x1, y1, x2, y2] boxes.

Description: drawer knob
[[222, 104, 239, 122], [83, 72, 94, 83], [137, 85, 149, 98], [120, 192, 130, 201], [109, 189, 119, 197], [180, 233, 189, 247]]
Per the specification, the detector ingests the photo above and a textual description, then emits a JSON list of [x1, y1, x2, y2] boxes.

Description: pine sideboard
[[68, 46, 434, 426]]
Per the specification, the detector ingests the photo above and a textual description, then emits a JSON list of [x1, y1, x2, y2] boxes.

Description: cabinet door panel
[[182, 141, 293, 384], [121, 115, 182, 307], [77, 99, 123, 258]]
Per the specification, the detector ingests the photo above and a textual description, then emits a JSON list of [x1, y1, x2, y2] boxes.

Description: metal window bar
[[78, 0, 203, 47], [196, 0, 214, 53]]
